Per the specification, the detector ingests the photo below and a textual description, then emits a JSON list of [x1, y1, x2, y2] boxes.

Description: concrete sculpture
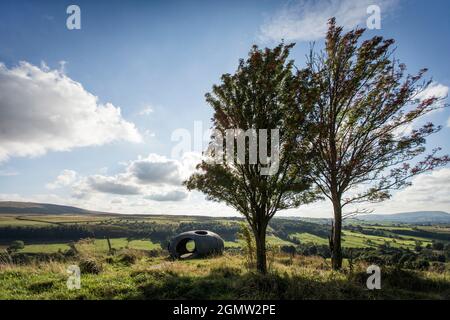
[[168, 230, 224, 259]]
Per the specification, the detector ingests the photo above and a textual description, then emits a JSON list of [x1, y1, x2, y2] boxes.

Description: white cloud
[[138, 105, 154, 115], [19, 167, 450, 217], [259, 0, 398, 42], [46, 169, 77, 189], [391, 82, 449, 137], [87, 174, 141, 195], [145, 190, 188, 202], [0, 168, 19, 176], [0, 61, 142, 162], [375, 168, 450, 213], [47, 152, 201, 202], [128, 154, 184, 185], [415, 82, 449, 103], [279, 168, 450, 218], [144, 130, 156, 137], [415, 82, 449, 119]]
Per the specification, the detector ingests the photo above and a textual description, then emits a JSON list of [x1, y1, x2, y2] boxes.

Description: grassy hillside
[[356, 211, 450, 224], [0, 201, 100, 215], [1, 246, 449, 300], [0, 208, 449, 300]]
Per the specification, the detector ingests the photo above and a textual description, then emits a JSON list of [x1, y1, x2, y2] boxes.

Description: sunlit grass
[[0, 252, 448, 300]]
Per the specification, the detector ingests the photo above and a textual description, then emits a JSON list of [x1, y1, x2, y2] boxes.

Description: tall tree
[[297, 19, 449, 270], [185, 44, 316, 274]]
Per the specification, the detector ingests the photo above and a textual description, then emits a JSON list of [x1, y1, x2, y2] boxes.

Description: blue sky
[[0, 0, 449, 217]]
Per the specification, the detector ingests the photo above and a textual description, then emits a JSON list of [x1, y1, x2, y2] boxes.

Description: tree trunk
[[254, 227, 267, 274], [331, 198, 343, 270]]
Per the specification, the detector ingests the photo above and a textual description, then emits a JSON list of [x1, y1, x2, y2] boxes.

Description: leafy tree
[[7, 240, 24, 253], [295, 19, 449, 270], [432, 241, 444, 251], [445, 244, 450, 259], [185, 44, 316, 273], [280, 245, 296, 257]]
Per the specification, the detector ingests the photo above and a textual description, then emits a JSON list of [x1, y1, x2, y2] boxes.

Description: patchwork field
[[14, 238, 162, 254], [0, 212, 449, 300], [0, 213, 449, 252]]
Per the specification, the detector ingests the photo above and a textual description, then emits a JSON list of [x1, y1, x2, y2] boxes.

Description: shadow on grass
[[125, 266, 450, 300]]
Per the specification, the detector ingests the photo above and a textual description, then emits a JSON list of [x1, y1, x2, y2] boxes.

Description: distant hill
[[0, 201, 110, 215], [356, 211, 450, 224], [1, 202, 449, 225]]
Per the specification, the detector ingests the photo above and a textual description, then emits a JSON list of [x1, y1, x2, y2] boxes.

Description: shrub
[[118, 252, 138, 265], [430, 262, 446, 273], [79, 258, 103, 274], [237, 223, 255, 270], [280, 245, 296, 257], [432, 242, 444, 251], [7, 240, 25, 253]]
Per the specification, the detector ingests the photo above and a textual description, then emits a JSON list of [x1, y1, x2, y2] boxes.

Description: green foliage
[[184, 43, 318, 273], [292, 18, 449, 269], [237, 223, 255, 270], [432, 241, 445, 250], [7, 240, 24, 253]]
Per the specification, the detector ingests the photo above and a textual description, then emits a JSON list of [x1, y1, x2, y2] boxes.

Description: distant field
[[91, 238, 161, 251], [1, 238, 162, 254], [362, 225, 414, 230], [0, 214, 111, 226], [0, 216, 50, 226], [0, 213, 447, 255], [420, 226, 450, 234], [291, 230, 434, 249], [225, 235, 295, 249], [293, 233, 328, 245], [344, 230, 434, 249], [20, 243, 70, 253]]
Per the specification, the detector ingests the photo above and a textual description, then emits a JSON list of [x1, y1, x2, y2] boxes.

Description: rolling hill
[[0, 201, 109, 215], [1, 201, 450, 225], [356, 211, 450, 224]]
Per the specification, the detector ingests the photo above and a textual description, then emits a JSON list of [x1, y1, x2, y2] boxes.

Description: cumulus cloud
[[364, 168, 450, 214], [47, 152, 201, 202], [87, 175, 141, 195], [46, 169, 77, 189], [145, 190, 188, 202], [416, 82, 449, 101], [0, 62, 142, 162], [259, 0, 398, 42], [128, 154, 183, 185], [416, 82, 449, 127]]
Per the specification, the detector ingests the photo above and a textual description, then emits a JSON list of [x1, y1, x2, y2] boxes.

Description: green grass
[[293, 233, 329, 245], [224, 240, 242, 248], [363, 225, 414, 231], [266, 235, 296, 246], [0, 216, 51, 226], [1, 252, 449, 300], [20, 243, 70, 254], [291, 231, 432, 249], [93, 238, 161, 252], [224, 236, 295, 249], [14, 238, 161, 254]]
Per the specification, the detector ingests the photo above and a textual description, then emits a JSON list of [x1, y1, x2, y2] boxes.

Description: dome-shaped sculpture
[[168, 230, 224, 259]]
